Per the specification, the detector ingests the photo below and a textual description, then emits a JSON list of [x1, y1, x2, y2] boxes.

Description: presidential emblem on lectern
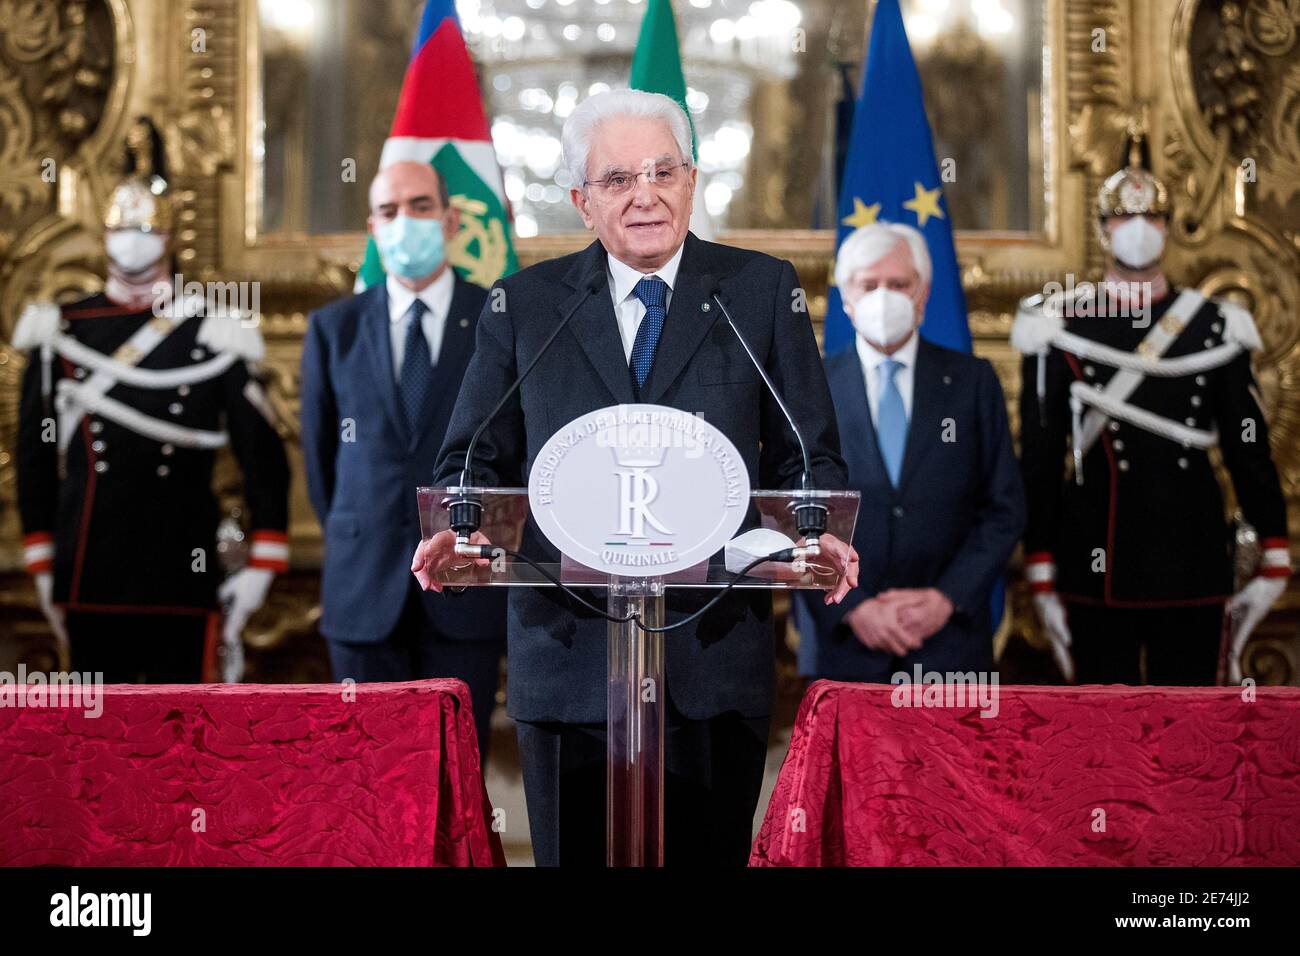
[[612, 422, 673, 542], [529, 405, 751, 576]]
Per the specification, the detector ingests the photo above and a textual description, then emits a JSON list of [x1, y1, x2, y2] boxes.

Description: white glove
[[1032, 591, 1075, 683], [220, 628, 246, 684], [34, 572, 70, 670], [217, 567, 274, 683], [1227, 576, 1287, 683]]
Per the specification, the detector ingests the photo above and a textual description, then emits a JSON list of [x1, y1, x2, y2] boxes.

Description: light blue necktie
[[629, 276, 667, 391], [876, 358, 907, 487]]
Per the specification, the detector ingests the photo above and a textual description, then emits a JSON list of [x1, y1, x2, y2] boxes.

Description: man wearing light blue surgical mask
[[369, 159, 460, 287], [369, 162, 459, 284], [796, 221, 1024, 686], [300, 160, 506, 762]]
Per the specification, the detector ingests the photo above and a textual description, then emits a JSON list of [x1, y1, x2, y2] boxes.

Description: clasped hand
[[846, 587, 953, 657]]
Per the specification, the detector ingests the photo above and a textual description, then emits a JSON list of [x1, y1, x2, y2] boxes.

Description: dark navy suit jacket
[[301, 275, 506, 645], [796, 338, 1024, 681], [433, 232, 847, 723]]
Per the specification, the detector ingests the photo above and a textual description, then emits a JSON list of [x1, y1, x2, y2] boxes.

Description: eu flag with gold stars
[[823, 0, 970, 356]]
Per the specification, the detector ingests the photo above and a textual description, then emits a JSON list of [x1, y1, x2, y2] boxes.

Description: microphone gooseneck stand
[[431, 262, 847, 866]]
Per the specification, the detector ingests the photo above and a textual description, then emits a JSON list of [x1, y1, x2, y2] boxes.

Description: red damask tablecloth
[[0, 679, 504, 866], [751, 682, 1300, 866]]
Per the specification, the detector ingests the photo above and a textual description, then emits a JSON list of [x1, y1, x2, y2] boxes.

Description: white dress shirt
[[855, 330, 919, 425], [387, 268, 454, 379], [606, 243, 685, 363]]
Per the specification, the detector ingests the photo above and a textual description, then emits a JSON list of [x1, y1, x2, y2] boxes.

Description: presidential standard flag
[[630, 0, 697, 154], [356, 0, 517, 291], [630, 0, 712, 238], [822, 0, 969, 355]]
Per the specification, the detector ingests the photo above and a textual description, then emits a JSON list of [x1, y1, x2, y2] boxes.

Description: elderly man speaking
[[411, 90, 855, 866], [796, 222, 1023, 683]]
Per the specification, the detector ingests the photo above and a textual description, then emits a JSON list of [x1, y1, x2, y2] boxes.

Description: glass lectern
[[418, 485, 860, 866]]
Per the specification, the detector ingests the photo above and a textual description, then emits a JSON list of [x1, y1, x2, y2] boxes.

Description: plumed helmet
[[104, 116, 174, 232], [1097, 119, 1169, 219]]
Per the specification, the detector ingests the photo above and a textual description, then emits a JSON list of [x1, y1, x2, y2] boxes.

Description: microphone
[[699, 273, 829, 551], [448, 269, 608, 551]]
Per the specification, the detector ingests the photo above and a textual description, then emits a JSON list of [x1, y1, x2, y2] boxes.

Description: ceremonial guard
[[1014, 129, 1291, 685], [13, 118, 290, 682]]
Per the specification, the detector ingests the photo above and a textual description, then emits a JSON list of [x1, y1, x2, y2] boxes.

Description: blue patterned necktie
[[876, 358, 908, 487], [629, 275, 667, 390], [399, 298, 432, 430]]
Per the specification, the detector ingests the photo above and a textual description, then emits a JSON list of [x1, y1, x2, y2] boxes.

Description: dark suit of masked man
[[301, 161, 506, 759]]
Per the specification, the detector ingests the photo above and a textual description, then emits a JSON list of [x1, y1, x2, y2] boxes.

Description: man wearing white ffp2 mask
[[1106, 214, 1165, 271], [103, 225, 171, 311], [12, 115, 291, 686], [842, 227, 927, 426], [105, 228, 168, 275], [793, 220, 1024, 684], [1015, 127, 1291, 686], [851, 285, 919, 352]]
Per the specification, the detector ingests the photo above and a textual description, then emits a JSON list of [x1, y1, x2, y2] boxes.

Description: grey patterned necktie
[[399, 299, 432, 430]]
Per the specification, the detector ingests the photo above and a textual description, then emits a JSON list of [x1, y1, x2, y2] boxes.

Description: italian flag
[[631, 0, 712, 237], [357, 0, 517, 291]]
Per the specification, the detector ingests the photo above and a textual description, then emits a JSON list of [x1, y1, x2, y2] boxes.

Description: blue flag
[[823, 0, 970, 355]]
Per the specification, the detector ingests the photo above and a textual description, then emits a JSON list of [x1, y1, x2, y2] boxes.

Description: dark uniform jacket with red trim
[[15, 292, 290, 613], [1017, 286, 1288, 607]]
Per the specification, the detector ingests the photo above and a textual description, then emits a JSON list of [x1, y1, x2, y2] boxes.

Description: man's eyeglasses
[[584, 162, 692, 195]]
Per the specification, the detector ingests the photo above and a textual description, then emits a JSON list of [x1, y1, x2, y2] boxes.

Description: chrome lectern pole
[[606, 575, 665, 867]]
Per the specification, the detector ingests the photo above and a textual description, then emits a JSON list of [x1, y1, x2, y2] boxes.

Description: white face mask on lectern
[[851, 288, 917, 348], [1109, 217, 1165, 270]]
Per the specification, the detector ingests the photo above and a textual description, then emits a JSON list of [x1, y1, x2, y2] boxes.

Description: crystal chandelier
[[457, 0, 805, 234]]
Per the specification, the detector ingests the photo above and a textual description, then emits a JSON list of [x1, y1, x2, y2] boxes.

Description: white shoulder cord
[[55, 380, 230, 451], [1070, 380, 1218, 449], [1053, 331, 1242, 377], [54, 334, 237, 389]]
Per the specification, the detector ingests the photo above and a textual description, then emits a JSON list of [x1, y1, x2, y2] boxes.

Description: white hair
[[561, 89, 693, 189], [834, 221, 933, 291]]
